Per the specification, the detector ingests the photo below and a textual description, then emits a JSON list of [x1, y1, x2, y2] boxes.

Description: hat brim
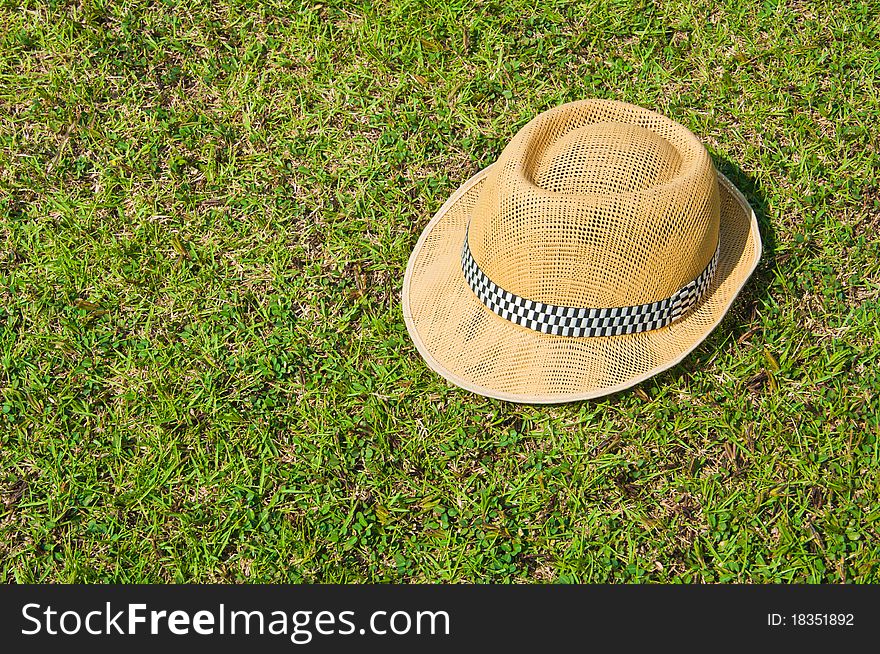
[[402, 165, 762, 403]]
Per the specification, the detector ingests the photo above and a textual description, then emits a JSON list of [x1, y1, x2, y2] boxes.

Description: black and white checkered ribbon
[[462, 233, 720, 337]]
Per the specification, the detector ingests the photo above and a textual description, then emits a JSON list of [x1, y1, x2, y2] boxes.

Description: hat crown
[[467, 100, 721, 308]]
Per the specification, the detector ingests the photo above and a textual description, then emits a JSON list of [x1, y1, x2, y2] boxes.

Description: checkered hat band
[[461, 232, 720, 338]]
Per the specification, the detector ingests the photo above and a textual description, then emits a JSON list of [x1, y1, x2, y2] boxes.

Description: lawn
[[1, 0, 878, 583]]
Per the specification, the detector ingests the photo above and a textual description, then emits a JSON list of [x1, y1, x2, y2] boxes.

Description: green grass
[[1, 0, 879, 583]]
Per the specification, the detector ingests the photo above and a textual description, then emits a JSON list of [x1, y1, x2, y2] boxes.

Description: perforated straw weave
[[402, 99, 761, 403]]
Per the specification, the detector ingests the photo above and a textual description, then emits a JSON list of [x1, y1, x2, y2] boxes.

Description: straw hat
[[402, 99, 761, 403]]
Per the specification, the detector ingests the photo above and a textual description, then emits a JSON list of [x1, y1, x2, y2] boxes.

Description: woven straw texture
[[402, 100, 761, 403]]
